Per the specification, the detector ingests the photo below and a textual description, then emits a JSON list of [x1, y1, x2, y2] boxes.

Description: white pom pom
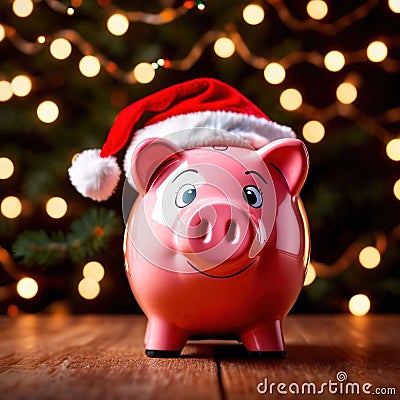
[[68, 149, 121, 201]]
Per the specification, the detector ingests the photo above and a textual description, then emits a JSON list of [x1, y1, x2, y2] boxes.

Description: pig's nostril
[[226, 221, 240, 244]]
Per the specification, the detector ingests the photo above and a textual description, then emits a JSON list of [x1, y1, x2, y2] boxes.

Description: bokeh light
[[78, 278, 100, 300], [280, 88, 303, 111], [17, 277, 38, 299], [79, 55, 101, 77], [349, 294, 371, 316], [37, 100, 59, 123], [394, 179, 400, 200], [50, 38, 72, 60], [359, 246, 381, 269], [306, 0, 328, 20], [12, 0, 34, 18], [0, 24, 5, 42], [302, 120, 325, 143], [7, 304, 19, 318], [303, 263, 317, 286], [336, 82, 357, 104], [242, 4, 265, 25], [214, 37, 235, 58], [37, 35, 45, 44], [389, 0, 400, 12], [367, 41, 388, 62], [46, 197, 67, 219], [11, 75, 32, 97], [264, 62, 286, 84], [324, 50, 345, 72], [83, 261, 105, 282], [0, 157, 15, 179], [386, 138, 400, 161], [107, 13, 129, 36], [1, 196, 22, 219], [133, 62, 155, 84], [0, 81, 13, 102]]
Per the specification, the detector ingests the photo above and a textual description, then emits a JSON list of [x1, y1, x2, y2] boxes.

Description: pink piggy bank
[[124, 134, 309, 358], [68, 77, 310, 358]]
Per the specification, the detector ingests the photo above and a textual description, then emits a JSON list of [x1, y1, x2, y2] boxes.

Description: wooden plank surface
[[0, 315, 220, 400], [219, 315, 400, 400], [0, 314, 399, 400]]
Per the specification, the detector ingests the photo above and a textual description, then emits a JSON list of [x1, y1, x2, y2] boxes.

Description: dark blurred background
[[0, 0, 399, 316]]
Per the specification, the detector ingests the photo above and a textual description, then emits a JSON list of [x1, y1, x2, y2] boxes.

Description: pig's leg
[[144, 317, 189, 358], [240, 319, 286, 358]]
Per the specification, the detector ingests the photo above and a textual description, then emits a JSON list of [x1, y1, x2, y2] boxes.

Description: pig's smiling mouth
[[186, 260, 256, 279]]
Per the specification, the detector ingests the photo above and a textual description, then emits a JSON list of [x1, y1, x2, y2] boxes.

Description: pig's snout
[[176, 203, 255, 267]]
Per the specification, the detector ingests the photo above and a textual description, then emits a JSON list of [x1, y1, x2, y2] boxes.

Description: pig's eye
[[175, 184, 197, 208], [243, 185, 263, 208]]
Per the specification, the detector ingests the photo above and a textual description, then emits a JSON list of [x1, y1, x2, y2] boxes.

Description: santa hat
[[68, 78, 295, 201]]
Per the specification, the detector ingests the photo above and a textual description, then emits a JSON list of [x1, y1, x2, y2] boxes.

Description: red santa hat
[[68, 77, 295, 201]]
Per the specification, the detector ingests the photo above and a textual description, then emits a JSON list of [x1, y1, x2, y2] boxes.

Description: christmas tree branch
[[12, 208, 121, 268]]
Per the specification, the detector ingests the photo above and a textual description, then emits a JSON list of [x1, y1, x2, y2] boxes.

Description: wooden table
[[0, 314, 398, 399]]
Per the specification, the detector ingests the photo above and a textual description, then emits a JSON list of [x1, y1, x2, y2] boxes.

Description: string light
[[1, 196, 22, 219], [197, 1, 206, 11], [50, 38, 72, 60], [67, 7, 74, 16], [280, 88, 303, 111], [214, 37, 235, 58], [107, 13, 129, 36], [16, 277, 38, 299], [367, 41, 388, 62], [389, 0, 400, 13], [79, 55, 101, 77], [11, 75, 32, 97], [78, 278, 100, 300], [0, 24, 5, 42], [303, 263, 317, 286], [359, 246, 381, 269], [83, 261, 105, 282], [242, 4, 265, 25], [348, 294, 371, 316], [324, 50, 345, 72], [302, 120, 325, 143], [132, 62, 155, 84], [306, 0, 328, 20], [46, 197, 67, 219], [37, 35, 46, 44], [269, 0, 378, 35], [394, 179, 400, 200], [12, 0, 34, 18], [0, 158, 14, 179], [263, 62, 285, 84], [0, 81, 13, 102], [37, 100, 59, 123], [386, 138, 400, 161], [336, 82, 357, 104]]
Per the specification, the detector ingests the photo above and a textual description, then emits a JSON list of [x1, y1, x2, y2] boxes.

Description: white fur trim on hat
[[68, 149, 121, 201], [123, 110, 295, 188]]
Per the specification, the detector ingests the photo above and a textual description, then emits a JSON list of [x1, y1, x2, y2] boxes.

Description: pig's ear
[[257, 138, 309, 196], [131, 138, 183, 193]]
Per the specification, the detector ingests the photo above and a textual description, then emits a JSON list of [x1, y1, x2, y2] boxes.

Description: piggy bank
[[67, 78, 310, 357], [124, 133, 309, 358]]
